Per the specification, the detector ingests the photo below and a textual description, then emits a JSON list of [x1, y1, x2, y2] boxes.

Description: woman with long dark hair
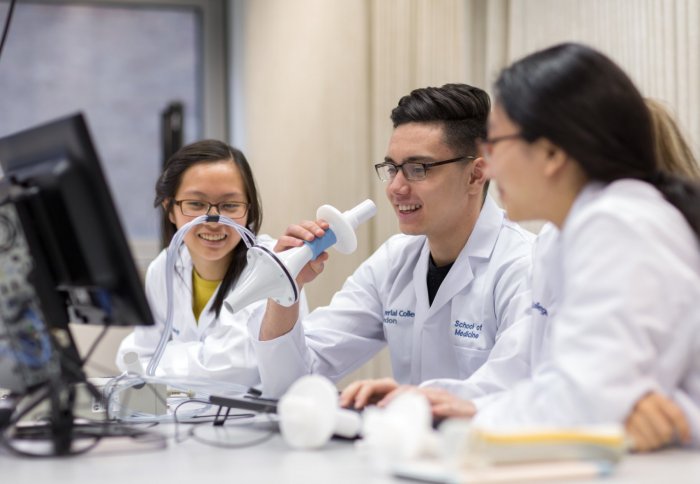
[[116, 140, 307, 386], [392, 44, 700, 450], [467, 43, 700, 446]]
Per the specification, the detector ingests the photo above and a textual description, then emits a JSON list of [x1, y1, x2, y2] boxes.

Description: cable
[[172, 398, 255, 444], [2, 420, 167, 458], [0, 386, 91, 458], [189, 413, 276, 449], [0, 0, 16, 64], [1, 432, 101, 458], [146, 214, 256, 376], [171, 398, 277, 449], [103, 372, 145, 421], [0, 382, 167, 457], [172, 397, 210, 444], [5, 385, 52, 427], [80, 323, 110, 365]]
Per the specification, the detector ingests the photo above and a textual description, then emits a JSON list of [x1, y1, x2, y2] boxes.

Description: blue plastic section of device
[[304, 228, 337, 260]]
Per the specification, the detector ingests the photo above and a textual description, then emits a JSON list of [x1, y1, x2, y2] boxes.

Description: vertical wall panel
[[369, 0, 470, 248], [505, 0, 700, 162], [240, 0, 372, 314]]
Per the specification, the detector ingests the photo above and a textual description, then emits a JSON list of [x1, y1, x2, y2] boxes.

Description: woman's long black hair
[[155, 139, 262, 317], [494, 42, 700, 238]]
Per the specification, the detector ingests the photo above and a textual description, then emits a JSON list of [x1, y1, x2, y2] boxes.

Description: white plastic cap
[[122, 351, 144, 375], [343, 199, 376, 229]]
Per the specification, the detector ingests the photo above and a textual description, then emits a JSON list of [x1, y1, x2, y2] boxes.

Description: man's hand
[[340, 378, 399, 409], [274, 219, 330, 288], [341, 380, 477, 420], [259, 219, 329, 341], [625, 392, 691, 452]]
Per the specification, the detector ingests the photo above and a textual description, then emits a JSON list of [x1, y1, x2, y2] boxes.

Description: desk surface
[[1, 421, 698, 484]]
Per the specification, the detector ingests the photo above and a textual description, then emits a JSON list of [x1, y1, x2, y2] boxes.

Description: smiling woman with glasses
[[374, 155, 475, 182], [116, 139, 308, 386]]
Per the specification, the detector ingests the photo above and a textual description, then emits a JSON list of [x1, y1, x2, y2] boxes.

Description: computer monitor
[[0, 112, 153, 330], [0, 113, 153, 453]]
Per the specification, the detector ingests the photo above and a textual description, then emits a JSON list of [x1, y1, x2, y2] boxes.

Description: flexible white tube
[[145, 215, 256, 376]]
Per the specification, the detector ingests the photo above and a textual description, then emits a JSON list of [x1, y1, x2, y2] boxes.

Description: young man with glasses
[[249, 84, 534, 403]]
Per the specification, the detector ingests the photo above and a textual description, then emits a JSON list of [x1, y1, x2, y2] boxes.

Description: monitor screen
[[0, 112, 154, 330]]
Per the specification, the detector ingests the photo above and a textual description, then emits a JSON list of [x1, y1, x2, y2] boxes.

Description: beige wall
[[237, 0, 374, 312]]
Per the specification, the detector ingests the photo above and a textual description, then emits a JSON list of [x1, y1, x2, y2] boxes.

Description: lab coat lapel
[[412, 240, 431, 310], [196, 284, 220, 335], [175, 246, 198, 338], [428, 196, 503, 314], [529, 223, 562, 368], [427, 244, 474, 316], [410, 239, 432, 382]]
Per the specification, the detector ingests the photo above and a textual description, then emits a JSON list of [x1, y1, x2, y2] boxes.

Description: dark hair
[[154, 139, 263, 317], [391, 83, 489, 155], [495, 42, 700, 237]]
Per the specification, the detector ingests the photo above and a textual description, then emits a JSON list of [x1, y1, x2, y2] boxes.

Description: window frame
[[20, 0, 228, 140]]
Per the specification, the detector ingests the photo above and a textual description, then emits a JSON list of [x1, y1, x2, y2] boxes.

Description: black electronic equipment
[[209, 394, 279, 415], [0, 112, 154, 455]]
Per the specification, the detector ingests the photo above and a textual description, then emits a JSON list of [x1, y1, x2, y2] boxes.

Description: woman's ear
[[164, 199, 176, 225], [537, 139, 568, 178]]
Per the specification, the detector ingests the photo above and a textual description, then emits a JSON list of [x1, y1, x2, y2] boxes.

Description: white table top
[[1, 419, 698, 484]]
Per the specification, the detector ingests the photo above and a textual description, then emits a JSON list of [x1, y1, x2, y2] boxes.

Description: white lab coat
[[421, 222, 561, 403], [250, 196, 534, 398], [471, 180, 700, 447], [116, 235, 309, 388]]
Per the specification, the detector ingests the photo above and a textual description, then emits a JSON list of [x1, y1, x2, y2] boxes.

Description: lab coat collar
[[413, 242, 434, 311], [562, 181, 604, 232], [172, 244, 213, 334], [414, 195, 507, 314], [464, 195, 506, 260], [174, 243, 194, 288]]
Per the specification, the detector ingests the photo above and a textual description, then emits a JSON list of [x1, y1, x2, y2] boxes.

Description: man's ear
[[469, 157, 487, 187]]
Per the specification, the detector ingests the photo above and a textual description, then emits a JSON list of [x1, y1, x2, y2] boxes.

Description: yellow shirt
[[192, 270, 221, 322]]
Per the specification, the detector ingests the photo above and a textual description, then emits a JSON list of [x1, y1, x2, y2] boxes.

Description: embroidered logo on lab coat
[[453, 320, 483, 339], [383, 308, 415, 325], [531, 302, 548, 316]]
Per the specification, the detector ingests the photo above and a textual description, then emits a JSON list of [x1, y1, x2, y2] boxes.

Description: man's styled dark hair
[[390, 83, 490, 157]]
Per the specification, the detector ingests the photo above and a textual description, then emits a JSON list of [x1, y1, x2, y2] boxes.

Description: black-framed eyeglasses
[[174, 199, 249, 218], [374, 155, 474, 182], [478, 133, 523, 159]]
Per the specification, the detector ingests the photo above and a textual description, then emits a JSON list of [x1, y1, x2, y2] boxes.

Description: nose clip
[[205, 214, 220, 223]]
